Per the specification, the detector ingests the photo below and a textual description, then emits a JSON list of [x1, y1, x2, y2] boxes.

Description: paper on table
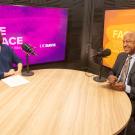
[[2, 75, 29, 87]]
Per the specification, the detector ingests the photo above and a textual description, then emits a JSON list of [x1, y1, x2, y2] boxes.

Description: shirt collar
[[130, 54, 135, 60]]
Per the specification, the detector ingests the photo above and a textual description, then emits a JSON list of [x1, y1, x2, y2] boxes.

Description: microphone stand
[[93, 57, 106, 82], [22, 53, 34, 76]]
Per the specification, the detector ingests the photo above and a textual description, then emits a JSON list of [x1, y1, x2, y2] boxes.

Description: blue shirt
[[0, 44, 22, 79]]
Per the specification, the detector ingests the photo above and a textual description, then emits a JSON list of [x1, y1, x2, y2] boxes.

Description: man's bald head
[[124, 32, 135, 39], [123, 32, 135, 55]]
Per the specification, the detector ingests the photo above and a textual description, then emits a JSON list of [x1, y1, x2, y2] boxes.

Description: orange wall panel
[[103, 9, 135, 68]]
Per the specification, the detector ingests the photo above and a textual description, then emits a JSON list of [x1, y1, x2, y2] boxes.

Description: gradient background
[[0, 5, 68, 65], [103, 9, 135, 68]]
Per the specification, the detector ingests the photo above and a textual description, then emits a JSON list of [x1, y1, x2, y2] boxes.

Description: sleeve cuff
[[125, 85, 131, 93]]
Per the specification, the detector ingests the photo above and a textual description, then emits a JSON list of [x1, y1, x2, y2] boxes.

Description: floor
[[119, 118, 135, 135], [126, 118, 135, 135]]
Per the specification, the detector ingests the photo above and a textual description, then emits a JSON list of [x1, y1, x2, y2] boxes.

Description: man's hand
[[110, 82, 125, 91], [107, 75, 118, 84]]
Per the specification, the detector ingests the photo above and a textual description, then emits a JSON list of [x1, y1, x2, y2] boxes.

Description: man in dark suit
[[108, 32, 135, 121]]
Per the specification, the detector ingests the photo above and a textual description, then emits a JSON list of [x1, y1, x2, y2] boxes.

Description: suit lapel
[[129, 62, 135, 74], [118, 54, 127, 75], [127, 59, 135, 84]]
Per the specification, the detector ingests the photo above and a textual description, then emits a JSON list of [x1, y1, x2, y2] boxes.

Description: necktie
[[118, 56, 132, 83]]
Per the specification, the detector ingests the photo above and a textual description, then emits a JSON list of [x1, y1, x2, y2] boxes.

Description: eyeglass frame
[[123, 40, 135, 44]]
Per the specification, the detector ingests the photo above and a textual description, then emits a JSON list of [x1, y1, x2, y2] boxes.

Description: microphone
[[90, 48, 111, 58], [93, 48, 111, 82], [22, 43, 36, 55], [97, 48, 111, 57]]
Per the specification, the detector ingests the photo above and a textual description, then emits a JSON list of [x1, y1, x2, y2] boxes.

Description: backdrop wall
[[0, 0, 135, 72]]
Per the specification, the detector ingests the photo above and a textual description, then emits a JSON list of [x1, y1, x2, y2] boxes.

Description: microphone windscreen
[[102, 49, 111, 57], [21, 43, 35, 55]]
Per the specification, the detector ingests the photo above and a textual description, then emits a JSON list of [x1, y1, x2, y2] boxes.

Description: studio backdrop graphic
[[103, 9, 135, 68], [0, 5, 68, 65]]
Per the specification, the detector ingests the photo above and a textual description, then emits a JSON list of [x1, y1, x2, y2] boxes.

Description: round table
[[0, 69, 132, 135]]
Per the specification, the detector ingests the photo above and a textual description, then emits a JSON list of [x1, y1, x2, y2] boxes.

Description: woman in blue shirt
[[0, 32, 22, 79]]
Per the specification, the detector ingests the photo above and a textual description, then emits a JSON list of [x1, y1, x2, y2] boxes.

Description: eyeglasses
[[123, 40, 135, 44]]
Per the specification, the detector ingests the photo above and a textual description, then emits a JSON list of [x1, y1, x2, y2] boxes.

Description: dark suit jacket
[[109, 52, 135, 98]]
